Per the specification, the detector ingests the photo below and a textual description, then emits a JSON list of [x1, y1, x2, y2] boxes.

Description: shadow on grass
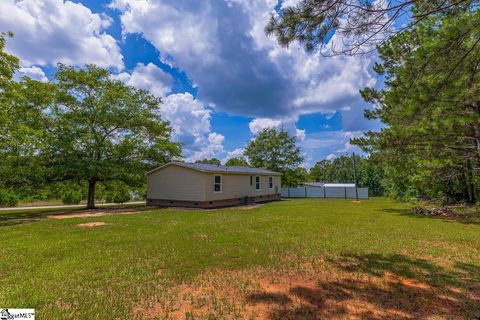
[[247, 292, 292, 305], [0, 210, 56, 227], [0, 206, 146, 227], [246, 253, 480, 319], [382, 208, 480, 225]]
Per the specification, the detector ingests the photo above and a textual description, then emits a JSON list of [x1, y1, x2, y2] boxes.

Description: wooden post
[[353, 153, 359, 201]]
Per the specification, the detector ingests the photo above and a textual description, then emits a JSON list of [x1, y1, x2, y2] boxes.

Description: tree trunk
[[473, 102, 480, 203], [87, 178, 96, 209], [473, 102, 480, 169], [465, 160, 475, 204]]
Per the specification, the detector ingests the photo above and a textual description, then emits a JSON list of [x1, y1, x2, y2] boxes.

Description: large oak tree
[[45, 65, 181, 208], [244, 128, 304, 186]]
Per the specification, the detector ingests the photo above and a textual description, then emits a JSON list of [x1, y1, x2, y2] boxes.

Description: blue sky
[[1, 0, 384, 167]]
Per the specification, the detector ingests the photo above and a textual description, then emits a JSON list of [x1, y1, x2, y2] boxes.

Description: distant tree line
[[309, 155, 384, 196]]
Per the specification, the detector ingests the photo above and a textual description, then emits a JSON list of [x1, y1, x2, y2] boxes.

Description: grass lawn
[[0, 202, 145, 215], [0, 198, 479, 319]]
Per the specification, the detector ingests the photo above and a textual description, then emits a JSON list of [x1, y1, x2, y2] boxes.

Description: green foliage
[[357, 159, 385, 197], [354, 8, 480, 203], [224, 157, 249, 167], [112, 189, 131, 204], [266, 1, 476, 54], [101, 182, 133, 204], [0, 190, 19, 207], [309, 160, 330, 183], [104, 191, 114, 203], [1, 60, 181, 207], [0, 34, 56, 195], [282, 167, 310, 187], [310, 155, 385, 196], [195, 158, 221, 165], [61, 190, 82, 205], [244, 128, 303, 186], [42, 64, 181, 208], [0, 32, 18, 83], [0, 55, 184, 207], [132, 186, 147, 200]]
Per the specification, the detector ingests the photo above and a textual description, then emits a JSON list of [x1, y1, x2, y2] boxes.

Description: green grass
[[0, 198, 479, 319]]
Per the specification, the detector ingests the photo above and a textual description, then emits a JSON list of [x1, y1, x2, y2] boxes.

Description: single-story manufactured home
[[146, 162, 282, 208]]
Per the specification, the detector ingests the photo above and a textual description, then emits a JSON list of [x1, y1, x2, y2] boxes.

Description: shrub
[[0, 191, 19, 207], [112, 190, 131, 204], [62, 190, 82, 205]]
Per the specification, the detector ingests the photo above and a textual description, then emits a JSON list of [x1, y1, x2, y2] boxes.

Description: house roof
[[304, 182, 356, 187], [147, 161, 282, 176]]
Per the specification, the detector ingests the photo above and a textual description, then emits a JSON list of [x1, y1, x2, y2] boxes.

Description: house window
[[255, 176, 261, 191], [250, 176, 253, 186], [214, 175, 222, 193], [269, 177, 273, 189]]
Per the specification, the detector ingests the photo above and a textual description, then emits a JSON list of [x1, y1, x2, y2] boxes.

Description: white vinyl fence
[[281, 187, 369, 199]]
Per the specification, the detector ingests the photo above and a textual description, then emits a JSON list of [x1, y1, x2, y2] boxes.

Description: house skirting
[[147, 193, 281, 209]]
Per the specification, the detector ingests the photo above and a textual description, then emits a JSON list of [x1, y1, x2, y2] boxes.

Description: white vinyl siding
[[147, 165, 206, 201], [205, 174, 280, 200], [147, 164, 282, 202]]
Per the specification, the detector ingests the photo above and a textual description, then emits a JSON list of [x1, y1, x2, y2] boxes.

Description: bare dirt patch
[[77, 221, 107, 228], [51, 212, 108, 219], [133, 255, 479, 319], [48, 208, 143, 220], [237, 204, 263, 210]]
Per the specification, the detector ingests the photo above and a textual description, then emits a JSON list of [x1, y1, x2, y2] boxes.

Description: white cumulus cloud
[[249, 118, 283, 134], [109, 0, 381, 162], [0, 0, 123, 69], [222, 147, 245, 163], [326, 153, 337, 161], [111, 64, 225, 162], [16, 66, 48, 82], [160, 93, 225, 162], [249, 117, 306, 141], [111, 0, 377, 120], [113, 63, 173, 97]]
